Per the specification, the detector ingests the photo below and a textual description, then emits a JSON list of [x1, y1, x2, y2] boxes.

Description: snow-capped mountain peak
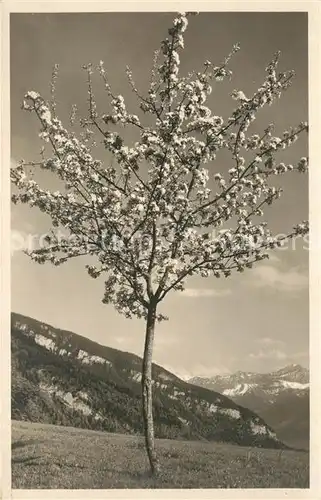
[[188, 364, 310, 450], [223, 383, 259, 397], [189, 364, 309, 396], [272, 364, 309, 383]]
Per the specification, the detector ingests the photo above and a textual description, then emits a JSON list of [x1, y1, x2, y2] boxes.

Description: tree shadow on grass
[[12, 437, 43, 466], [12, 455, 42, 466], [12, 437, 40, 450]]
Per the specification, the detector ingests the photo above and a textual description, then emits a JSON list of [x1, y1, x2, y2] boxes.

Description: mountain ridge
[[11, 311, 289, 450]]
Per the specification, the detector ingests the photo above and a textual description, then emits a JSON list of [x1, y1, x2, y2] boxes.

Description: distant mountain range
[[189, 365, 309, 450], [11, 312, 288, 450]]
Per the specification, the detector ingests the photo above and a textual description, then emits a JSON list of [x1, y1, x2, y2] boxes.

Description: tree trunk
[[141, 304, 160, 475]]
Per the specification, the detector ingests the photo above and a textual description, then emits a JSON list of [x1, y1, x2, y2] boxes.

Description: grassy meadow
[[12, 420, 309, 489]]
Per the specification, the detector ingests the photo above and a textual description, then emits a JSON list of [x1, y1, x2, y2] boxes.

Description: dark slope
[[12, 312, 287, 449]]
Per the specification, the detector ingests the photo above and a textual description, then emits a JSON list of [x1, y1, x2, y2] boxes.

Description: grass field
[[12, 420, 309, 489]]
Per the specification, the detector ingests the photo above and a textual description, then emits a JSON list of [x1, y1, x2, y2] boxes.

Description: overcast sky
[[10, 12, 309, 378]]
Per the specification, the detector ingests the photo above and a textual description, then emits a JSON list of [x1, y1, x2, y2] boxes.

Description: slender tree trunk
[[141, 304, 160, 475]]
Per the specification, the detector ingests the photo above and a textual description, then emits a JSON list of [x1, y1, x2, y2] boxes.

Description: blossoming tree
[[11, 12, 308, 475]]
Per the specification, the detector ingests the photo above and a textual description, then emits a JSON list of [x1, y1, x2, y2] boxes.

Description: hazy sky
[[10, 12, 309, 378]]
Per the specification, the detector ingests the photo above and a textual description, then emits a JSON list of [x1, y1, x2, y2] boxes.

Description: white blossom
[[10, 11, 309, 323]]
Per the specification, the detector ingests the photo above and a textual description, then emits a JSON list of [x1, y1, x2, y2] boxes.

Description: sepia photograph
[[7, 4, 314, 492]]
